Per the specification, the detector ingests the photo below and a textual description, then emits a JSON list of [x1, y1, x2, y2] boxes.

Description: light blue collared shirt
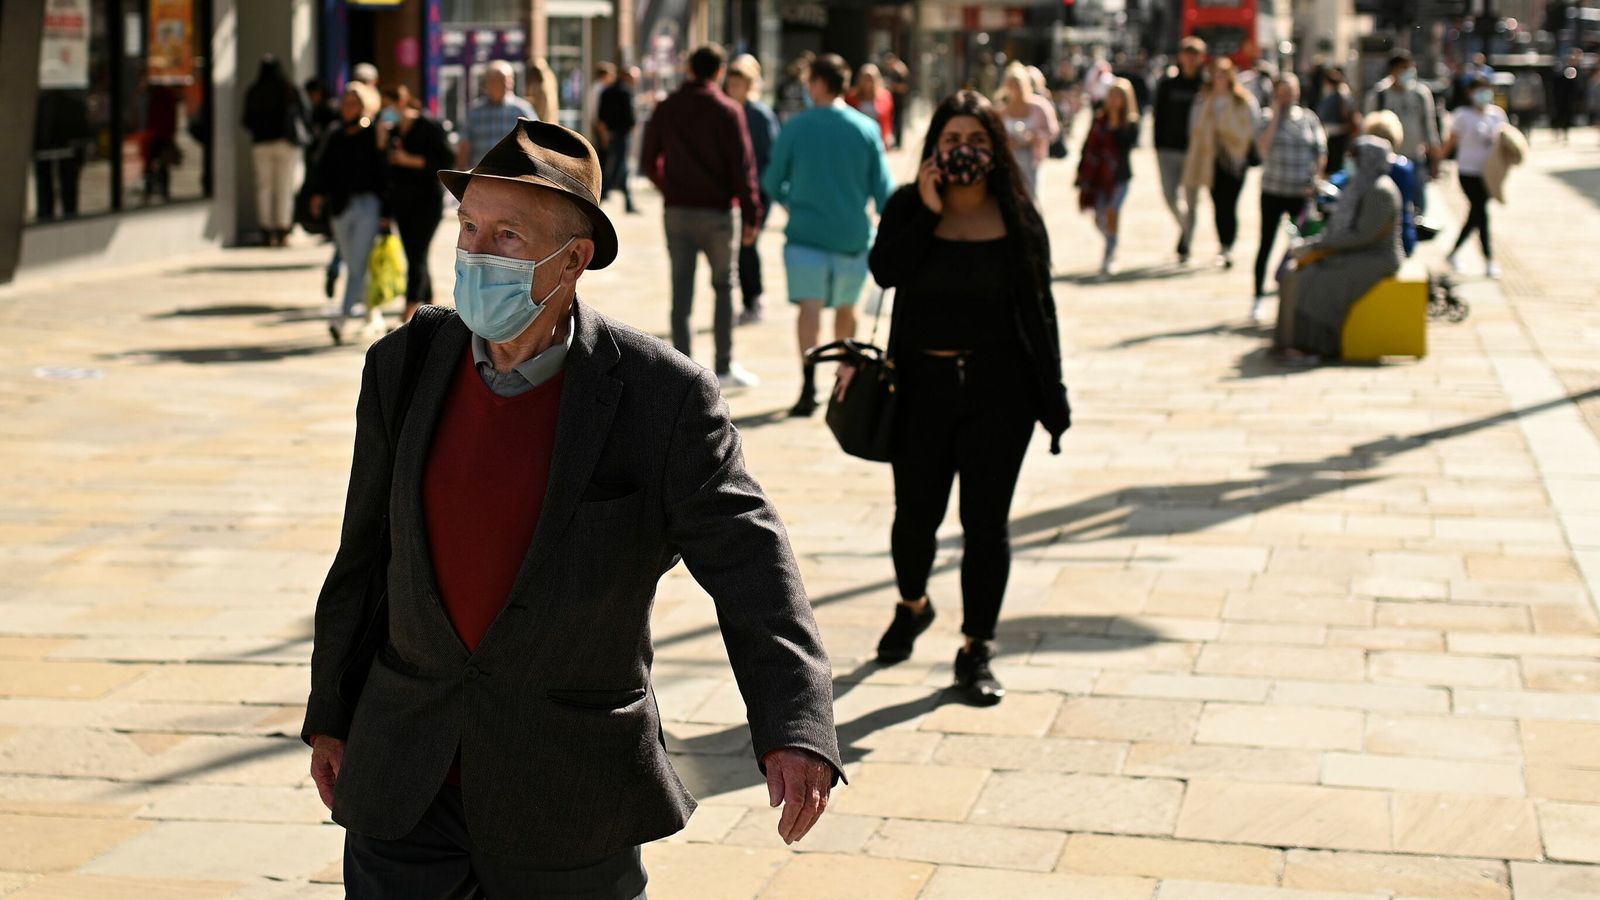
[[469, 320, 574, 398]]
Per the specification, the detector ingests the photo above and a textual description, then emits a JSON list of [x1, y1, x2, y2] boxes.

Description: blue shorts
[[783, 242, 871, 309]]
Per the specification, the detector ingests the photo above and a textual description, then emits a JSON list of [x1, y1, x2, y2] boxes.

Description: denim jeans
[[664, 206, 736, 373], [330, 192, 383, 319]]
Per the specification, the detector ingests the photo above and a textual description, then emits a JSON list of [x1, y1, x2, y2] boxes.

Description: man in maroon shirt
[[639, 44, 763, 389], [303, 120, 841, 900]]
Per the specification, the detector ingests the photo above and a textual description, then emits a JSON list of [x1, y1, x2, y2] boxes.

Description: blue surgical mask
[[1341, 158, 1357, 179], [1398, 70, 1417, 89], [1472, 88, 1494, 107], [453, 238, 575, 343], [379, 107, 401, 126]]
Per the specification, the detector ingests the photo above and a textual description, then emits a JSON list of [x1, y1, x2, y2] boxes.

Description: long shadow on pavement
[[665, 620, 1160, 799], [657, 387, 1599, 657]]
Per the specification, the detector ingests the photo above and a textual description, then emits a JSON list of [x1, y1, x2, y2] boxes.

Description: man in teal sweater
[[762, 53, 895, 417]]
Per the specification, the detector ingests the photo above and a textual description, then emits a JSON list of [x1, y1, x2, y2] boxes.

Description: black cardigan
[[868, 184, 1071, 453]]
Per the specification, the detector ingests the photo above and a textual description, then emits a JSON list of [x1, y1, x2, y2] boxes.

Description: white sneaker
[[1486, 261, 1501, 279], [1249, 296, 1267, 324], [1445, 254, 1460, 273], [717, 362, 760, 389]]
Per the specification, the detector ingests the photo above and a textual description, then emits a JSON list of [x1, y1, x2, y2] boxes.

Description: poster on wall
[[148, 0, 195, 84], [39, 0, 91, 89]]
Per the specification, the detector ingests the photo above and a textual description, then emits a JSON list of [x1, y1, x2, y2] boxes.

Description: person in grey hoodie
[[1362, 50, 1439, 211]]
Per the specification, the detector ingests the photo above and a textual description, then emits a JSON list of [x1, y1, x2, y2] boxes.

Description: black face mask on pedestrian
[[936, 144, 996, 186]]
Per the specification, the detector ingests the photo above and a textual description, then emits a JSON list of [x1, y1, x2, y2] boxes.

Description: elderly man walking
[[303, 119, 843, 900], [457, 60, 538, 168]]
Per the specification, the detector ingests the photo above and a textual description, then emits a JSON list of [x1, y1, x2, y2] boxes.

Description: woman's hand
[[833, 363, 858, 403], [917, 157, 944, 215]]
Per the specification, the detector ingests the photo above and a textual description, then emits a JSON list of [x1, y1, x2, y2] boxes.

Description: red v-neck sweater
[[423, 350, 565, 656]]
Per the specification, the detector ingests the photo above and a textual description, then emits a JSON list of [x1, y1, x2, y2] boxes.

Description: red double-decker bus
[[1181, 0, 1259, 68]]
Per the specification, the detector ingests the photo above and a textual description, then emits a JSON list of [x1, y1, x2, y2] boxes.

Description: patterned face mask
[[937, 144, 996, 186]]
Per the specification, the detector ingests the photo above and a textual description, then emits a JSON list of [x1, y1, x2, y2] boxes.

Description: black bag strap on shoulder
[[390, 305, 451, 444], [335, 305, 452, 712]]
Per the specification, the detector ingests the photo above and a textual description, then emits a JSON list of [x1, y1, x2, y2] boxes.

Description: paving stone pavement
[[1, 126, 1598, 899]]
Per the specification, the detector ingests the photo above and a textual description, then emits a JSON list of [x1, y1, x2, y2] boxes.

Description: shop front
[[2, 0, 320, 283]]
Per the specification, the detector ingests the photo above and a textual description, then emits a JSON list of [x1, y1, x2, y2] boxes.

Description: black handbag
[[806, 288, 897, 462], [335, 305, 451, 711]]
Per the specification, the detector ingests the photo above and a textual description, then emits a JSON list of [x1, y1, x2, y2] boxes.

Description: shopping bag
[[365, 232, 407, 309]]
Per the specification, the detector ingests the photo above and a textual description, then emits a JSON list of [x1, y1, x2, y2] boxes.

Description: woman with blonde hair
[[1359, 109, 1419, 256], [998, 62, 1061, 198], [848, 63, 896, 149], [306, 81, 386, 344], [1076, 77, 1140, 276], [1182, 56, 1260, 267]]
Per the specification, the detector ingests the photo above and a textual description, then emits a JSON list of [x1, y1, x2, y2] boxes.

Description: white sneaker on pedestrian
[[1249, 296, 1267, 324], [717, 362, 760, 389], [1445, 253, 1460, 273], [1486, 261, 1501, 279]]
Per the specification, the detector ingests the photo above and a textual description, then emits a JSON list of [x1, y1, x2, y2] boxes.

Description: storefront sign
[[148, 0, 195, 85], [39, 0, 91, 89]]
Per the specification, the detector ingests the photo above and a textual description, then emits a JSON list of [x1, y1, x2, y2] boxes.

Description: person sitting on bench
[[1273, 135, 1404, 364]]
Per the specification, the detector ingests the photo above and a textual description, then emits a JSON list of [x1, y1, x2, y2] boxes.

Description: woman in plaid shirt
[[1251, 74, 1326, 323]]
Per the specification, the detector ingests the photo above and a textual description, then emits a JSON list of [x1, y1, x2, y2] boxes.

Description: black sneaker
[[875, 599, 936, 664], [788, 394, 819, 418], [953, 641, 1005, 706]]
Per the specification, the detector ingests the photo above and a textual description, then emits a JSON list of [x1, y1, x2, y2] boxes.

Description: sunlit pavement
[[1, 128, 1599, 899]]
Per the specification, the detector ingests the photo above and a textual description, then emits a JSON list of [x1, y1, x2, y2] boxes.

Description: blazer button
[[464, 664, 481, 681]]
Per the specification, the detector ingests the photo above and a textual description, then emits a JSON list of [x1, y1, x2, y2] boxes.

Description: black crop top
[[891, 236, 1018, 352]]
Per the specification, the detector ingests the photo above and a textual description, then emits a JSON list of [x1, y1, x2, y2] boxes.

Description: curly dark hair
[[918, 90, 1051, 292]]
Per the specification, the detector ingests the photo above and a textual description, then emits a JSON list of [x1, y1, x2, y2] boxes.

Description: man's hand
[[310, 734, 345, 811], [763, 747, 833, 844], [741, 223, 760, 247]]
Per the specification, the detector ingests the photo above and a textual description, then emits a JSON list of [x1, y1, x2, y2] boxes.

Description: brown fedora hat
[[437, 118, 618, 269]]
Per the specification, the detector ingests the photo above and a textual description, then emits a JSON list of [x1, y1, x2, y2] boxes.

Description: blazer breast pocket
[[573, 487, 644, 523]]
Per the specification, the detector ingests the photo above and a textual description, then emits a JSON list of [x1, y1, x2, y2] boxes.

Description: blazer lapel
[[503, 299, 622, 607], [393, 314, 473, 659]]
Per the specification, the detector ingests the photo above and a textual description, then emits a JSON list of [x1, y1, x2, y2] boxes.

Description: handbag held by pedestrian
[[806, 288, 897, 462]]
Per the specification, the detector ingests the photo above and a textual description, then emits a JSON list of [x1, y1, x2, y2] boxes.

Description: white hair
[[485, 60, 516, 83], [352, 62, 378, 85]]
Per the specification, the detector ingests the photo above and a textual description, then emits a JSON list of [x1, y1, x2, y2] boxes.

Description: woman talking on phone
[[866, 90, 1071, 706]]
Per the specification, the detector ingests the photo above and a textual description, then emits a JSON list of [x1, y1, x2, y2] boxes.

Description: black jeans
[[1452, 173, 1492, 260], [600, 134, 635, 211], [738, 191, 769, 310], [891, 351, 1036, 642], [1255, 192, 1304, 297], [1210, 161, 1245, 251], [33, 154, 82, 219], [345, 783, 648, 900], [394, 199, 443, 306]]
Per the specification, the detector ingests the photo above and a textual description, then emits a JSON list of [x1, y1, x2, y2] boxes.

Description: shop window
[[27, 0, 210, 225]]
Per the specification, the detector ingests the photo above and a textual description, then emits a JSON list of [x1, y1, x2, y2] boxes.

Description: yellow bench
[[1341, 260, 1429, 361]]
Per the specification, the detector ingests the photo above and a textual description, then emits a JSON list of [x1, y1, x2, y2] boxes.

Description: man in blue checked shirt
[[457, 60, 538, 169]]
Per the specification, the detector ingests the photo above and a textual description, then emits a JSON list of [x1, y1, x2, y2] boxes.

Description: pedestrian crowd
[[258, 35, 1600, 702]]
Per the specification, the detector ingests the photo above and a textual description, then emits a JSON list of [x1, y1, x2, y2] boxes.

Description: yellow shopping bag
[[365, 232, 408, 309]]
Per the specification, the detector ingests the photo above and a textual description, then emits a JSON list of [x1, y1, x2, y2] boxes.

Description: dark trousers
[[890, 351, 1036, 642], [394, 200, 443, 306], [33, 155, 83, 219], [664, 207, 736, 373], [738, 191, 769, 310], [1452, 173, 1492, 260], [1323, 134, 1349, 176], [600, 135, 635, 211], [344, 783, 648, 900], [1210, 162, 1245, 251], [1254, 191, 1304, 297]]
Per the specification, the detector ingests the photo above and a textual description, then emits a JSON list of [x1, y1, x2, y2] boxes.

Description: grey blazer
[[301, 302, 843, 864]]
